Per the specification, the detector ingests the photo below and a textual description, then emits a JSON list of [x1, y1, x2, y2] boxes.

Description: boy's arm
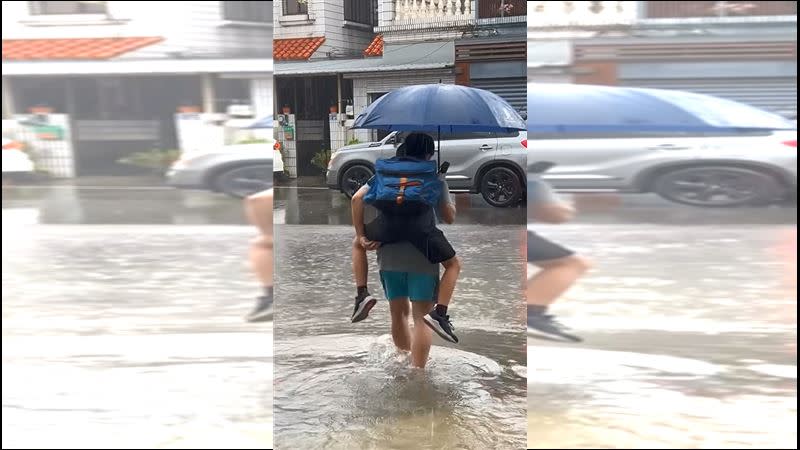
[[438, 179, 456, 224]]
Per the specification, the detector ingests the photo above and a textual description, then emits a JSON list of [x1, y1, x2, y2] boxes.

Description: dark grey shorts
[[527, 230, 574, 263]]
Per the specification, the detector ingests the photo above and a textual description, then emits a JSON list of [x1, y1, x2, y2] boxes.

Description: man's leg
[[244, 189, 273, 322], [410, 301, 435, 368], [388, 298, 411, 352]]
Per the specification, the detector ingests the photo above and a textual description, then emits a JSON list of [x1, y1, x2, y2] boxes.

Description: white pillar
[[2, 77, 15, 119], [201, 73, 215, 113], [250, 77, 273, 118]]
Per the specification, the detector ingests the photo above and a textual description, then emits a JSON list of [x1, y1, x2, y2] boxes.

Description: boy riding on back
[[350, 133, 461, 343]]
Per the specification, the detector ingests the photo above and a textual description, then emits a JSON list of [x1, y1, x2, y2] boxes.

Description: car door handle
[[479, 144, 494, 151], [648, 144, 690, 151]]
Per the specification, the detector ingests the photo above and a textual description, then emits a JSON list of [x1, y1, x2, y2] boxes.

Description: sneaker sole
[[423, 315, 458, 344], [246, 309, 273, 323], [351, 297, 377, 323], [527, 326, 582, 343]]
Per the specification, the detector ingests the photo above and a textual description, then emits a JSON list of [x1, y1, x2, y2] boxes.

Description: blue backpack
[[364, 157, 441, 215]]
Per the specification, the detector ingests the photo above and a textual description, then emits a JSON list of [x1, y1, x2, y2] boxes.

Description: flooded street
[[2, 183, 797, 448], [528, 224, 797, 448], [273, 224, 528, 449], [2, 185, 273, 449]]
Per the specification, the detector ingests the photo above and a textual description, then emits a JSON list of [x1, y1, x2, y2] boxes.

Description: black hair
[[403, 133, 435, 159]]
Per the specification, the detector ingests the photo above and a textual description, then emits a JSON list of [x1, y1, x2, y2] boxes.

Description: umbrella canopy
[[352, 84, 526, 133], [527, 83, 795, 133]]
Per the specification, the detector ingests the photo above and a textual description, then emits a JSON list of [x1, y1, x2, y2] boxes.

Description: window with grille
[[223, 1, 272, 23], [283, 0, 308, 16], [344, 0, 374, 25]]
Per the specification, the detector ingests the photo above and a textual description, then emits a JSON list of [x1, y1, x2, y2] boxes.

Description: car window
[[496, 130, 520, 138], [441, 131, 495, 140]]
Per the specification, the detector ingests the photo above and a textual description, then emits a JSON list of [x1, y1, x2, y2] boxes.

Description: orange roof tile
[[273, 37, 325, 61], [363, 35, 383, 57], [2, 37, 164, 60]]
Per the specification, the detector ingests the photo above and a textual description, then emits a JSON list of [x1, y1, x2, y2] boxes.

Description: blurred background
[[527, 2, 796, 448], [3, 1, 274, 448]]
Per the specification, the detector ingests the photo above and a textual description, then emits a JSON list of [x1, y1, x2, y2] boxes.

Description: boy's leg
[[244, 189, 273, 322], [350, 234, 377, 322], [411, 273, 458, 344], [527, 256, 591, 308], [352, 236, 369, 288], [437, 256, 461, 307], [526, 231, 589, 342], [410, 301, 435, 368], [350, 219, 384, 323]]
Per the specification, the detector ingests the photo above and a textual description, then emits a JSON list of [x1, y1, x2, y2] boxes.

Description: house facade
[[2, 1, 274, 177], [528, 1, 797, 118], [273, 0, 526, 177]]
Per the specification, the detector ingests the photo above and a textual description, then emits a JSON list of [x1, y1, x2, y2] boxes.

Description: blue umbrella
[[353, 84, 526, 166], [247, 115, 274, 129], [527, 83, 795, 133]]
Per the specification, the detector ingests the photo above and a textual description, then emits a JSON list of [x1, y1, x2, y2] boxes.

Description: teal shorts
[[379, 271, 439, 302]]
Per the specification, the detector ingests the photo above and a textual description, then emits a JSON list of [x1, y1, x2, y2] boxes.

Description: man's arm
[[438, 180, 456, 224]]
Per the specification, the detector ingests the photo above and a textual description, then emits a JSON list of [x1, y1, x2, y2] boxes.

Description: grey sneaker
[[351, 291, 377, 323], [423, 309, 459, 343], [527, 313, 582, 342], [246, 295, 273, 323]]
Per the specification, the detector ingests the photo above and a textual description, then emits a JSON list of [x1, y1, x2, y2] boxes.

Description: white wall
[[1, 1, 272, 59], [273, 0, 372, 58], [349, 70, 455, 141]]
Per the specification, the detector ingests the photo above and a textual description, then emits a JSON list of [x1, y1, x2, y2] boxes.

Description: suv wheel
[[480, 166, 523, 207], [213, 164, 272, 198], [340, 164, 373, 198], [653, 166, 781, 207]]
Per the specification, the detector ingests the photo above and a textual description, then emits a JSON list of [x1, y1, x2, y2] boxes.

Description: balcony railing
[[528, 1, 638, 28], [394, 0, 472, 21], [645, 1, 797, 19]]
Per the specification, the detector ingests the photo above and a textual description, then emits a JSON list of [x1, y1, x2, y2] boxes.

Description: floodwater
[[274, 225, 528, 449], [527, 224, 797, 448]]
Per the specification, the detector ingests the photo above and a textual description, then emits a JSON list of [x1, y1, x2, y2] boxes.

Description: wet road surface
[[2, 182, 797, 449], [527, 224, 796, 448], [273, 225, 528, 449], [2, 203, 273, 448]]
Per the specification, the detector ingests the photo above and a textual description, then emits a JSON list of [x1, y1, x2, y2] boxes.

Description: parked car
[[533, 126, 796, 207], [326, 130, 529, 207], [2, 137, 35, 180], [167, 140, 278, 199], [167, 114, 282, 198]]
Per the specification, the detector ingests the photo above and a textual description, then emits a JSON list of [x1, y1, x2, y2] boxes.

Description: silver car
[[167, 142, 276, 198], [533, 127, 796, 207], [326, 130, 529, 207]]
